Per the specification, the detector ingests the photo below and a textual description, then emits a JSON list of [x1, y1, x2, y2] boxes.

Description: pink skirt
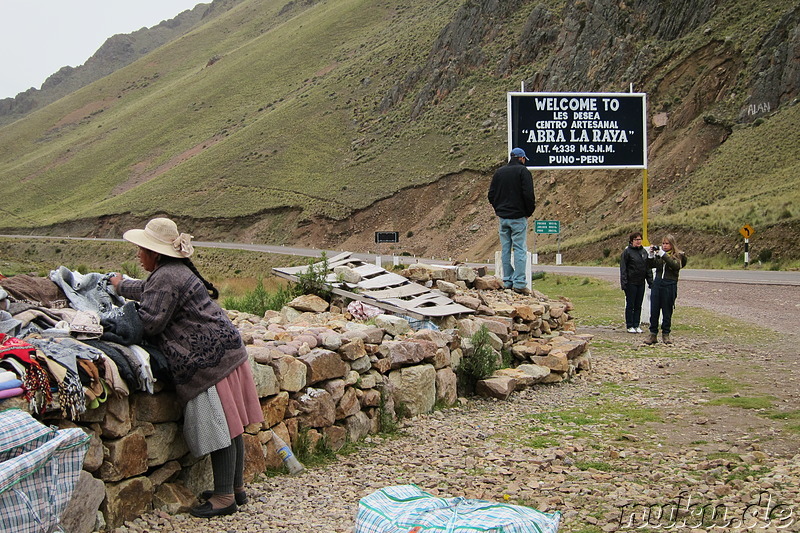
[[215, 360, 264, 439]]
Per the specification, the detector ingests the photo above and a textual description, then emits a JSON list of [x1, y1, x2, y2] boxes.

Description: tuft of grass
[[457, 324, 499, 395], [523, 435, 560, 448], [294, 428, 337, 468], [708, 395, 775, 409], [696, 377, 737, 394], [222, 278, 293, 316], [573, 460, 616, 472]]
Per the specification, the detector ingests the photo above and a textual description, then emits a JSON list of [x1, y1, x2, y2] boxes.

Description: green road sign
[[534, 220, 560, 234]]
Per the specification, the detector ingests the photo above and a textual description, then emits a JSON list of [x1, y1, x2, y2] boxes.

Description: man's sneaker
[[635, 327, 643, 333], [627, 327, 637, 333], [513, 287, 532, 296]]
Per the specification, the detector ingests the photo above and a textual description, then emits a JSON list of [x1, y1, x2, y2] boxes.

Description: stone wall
[[2, 271, 591, 532]]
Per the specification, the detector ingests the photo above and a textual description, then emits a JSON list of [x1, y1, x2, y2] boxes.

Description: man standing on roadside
[[488, 147, 535, 295]]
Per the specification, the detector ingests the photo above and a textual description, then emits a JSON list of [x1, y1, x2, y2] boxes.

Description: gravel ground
[[116, 280, 800, 533]]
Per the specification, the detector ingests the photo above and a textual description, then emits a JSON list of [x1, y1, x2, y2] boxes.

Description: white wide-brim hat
[[123, 217, 194, 258]]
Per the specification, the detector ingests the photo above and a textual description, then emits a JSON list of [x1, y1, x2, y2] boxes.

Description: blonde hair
[[661, 234, 683, 257]]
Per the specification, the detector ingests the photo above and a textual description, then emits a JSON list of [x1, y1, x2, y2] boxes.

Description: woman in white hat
[[110, 218, 263, 518]]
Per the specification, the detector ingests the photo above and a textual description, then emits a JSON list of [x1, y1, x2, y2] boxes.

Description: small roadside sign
[[534, 220, 560, 234], [375, 231, 399, 244], [739, 224, 754, 239]]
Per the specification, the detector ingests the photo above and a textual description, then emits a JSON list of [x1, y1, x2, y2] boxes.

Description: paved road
[[189, 241, 800, 286], [3, 235, 799, 286]]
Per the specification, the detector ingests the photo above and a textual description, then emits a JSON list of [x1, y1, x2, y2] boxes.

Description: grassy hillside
[[0, 0, 797, 263]]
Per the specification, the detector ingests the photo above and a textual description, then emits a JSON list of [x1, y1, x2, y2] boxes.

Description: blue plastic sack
[[355, 484, 561, 533]]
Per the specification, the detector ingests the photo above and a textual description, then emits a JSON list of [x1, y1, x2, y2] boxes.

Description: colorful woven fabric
[[0, 334, 52, 411], [0, 409, 89, 533], [355, 485, 561, 533]]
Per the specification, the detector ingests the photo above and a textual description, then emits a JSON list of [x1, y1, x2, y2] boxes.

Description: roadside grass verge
[[531, 274, 775, 346]]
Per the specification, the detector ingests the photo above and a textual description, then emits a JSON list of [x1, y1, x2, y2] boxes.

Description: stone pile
[[6, 268, 591, 532]]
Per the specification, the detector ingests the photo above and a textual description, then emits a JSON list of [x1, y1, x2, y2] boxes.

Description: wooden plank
[[406, 303, 475, 317], [352, 264, 386, 276], [356, 273, 410, 290], [362, 284, 429, 299], [273, 255, 475, 319], [329, 287, 425, 319]]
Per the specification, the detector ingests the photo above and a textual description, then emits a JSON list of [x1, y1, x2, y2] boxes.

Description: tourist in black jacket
[[620, 231, 652, 333], [488, 148, 536, 294]]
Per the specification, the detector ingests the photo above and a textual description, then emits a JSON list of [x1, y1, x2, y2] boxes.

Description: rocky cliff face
[[382, 0, 793, 124]]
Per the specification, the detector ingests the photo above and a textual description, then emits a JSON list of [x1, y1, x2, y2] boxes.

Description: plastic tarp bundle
[[0, 408, 90, 533], [355, 485, 561, 533]]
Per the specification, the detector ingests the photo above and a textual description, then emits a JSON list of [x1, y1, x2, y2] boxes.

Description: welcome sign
[[507, 92, 648, 169]]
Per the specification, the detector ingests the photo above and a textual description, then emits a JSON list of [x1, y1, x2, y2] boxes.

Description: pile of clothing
[[0, 267, 171, 420]]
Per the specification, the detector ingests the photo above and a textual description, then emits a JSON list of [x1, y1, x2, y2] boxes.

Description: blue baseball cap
[[510, 147, 527, 159]]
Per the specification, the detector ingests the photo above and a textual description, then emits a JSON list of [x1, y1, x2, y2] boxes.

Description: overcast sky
[[0, 1, 203, 99]]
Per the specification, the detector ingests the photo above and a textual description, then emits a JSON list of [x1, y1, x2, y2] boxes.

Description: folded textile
[[0, 334, 51, 411], [0, 387, 24, 399], [0, 378, 23, 391], [0, 310, 21, 336], [77, 359, 104, 402], [0, 369, 19, 383], [100, 301, 143, 345], [128, 345, 155, 394], [80, 340, 137, 391], [26, 337, 85, 419], [48, 267, 124, 315], [40, 355, 84, 420], [70, 310, 103, 339], [0, 274, 69, 308], [141, 342, 173, 388], [95, 353, 129, 397]]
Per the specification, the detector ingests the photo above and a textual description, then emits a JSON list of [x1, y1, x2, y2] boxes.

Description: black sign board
[[375, 231, 399, 244], [508, 92, 647, 169]]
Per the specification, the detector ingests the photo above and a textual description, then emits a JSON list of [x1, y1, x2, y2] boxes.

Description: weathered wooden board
[[272, 252, 474, 319]]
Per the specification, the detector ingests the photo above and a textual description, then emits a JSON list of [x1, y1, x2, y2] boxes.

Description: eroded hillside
[[0, 0, 797, 262]]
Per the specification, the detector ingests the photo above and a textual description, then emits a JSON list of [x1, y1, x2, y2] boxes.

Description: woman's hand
[[109, 272, 124, 289]]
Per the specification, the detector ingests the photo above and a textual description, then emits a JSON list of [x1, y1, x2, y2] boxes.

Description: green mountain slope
[[0, 0, 797, 263]]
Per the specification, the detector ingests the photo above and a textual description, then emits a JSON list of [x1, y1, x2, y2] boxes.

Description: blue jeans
[[649, 278, 677, 335], [498, 217, 528, 289]]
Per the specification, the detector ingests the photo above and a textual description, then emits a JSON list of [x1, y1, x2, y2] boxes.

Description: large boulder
[[388, 364, 436, 416], [299, 348, 348, 384]]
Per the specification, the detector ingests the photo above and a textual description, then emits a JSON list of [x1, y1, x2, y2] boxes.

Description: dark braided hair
[[182, 258, 219, 299]]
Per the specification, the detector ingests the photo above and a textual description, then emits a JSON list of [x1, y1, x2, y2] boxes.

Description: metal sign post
[[739, 224, 755, 267], [534, 220, 561, 264], [374, 232, 399, 269]]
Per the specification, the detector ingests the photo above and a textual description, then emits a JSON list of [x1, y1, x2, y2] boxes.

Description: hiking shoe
[[643, 334, 658, 345], [662, 334, 673, 345], [513, 287, 532, 296], [635, 327, 643, 333], [627, 327, 637, 333]]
